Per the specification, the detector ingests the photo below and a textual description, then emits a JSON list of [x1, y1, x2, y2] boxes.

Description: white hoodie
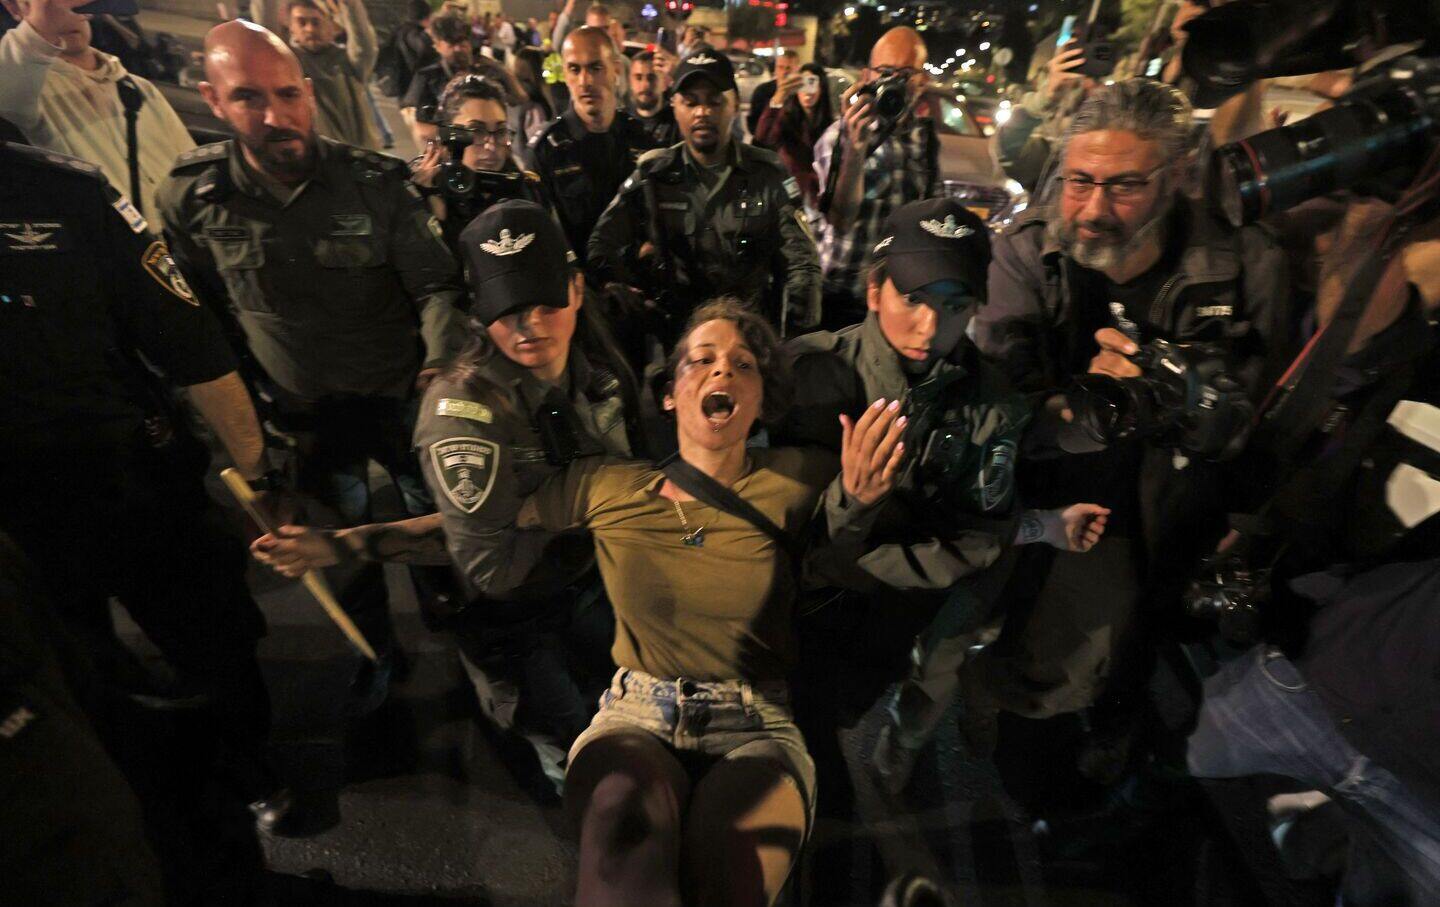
[[0, 20, 195, 217]]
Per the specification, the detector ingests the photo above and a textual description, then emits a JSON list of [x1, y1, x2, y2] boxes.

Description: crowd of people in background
[[2, 0, 1439, 905]]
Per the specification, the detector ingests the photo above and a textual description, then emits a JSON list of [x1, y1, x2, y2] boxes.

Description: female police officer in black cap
[[776, 197, 1110, 795], [254, 200, 644, 785]]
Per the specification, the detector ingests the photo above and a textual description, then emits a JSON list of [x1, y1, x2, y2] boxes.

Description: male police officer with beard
[[156, 20, 467, 713], [588, 51, 822, 340], [777, 198, 1109, 796], [968, 80, 1289, 762]]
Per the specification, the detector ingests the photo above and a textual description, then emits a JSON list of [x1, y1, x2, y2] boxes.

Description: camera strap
[[116, 76, 145, 215], [1260, 235, 1401, 471], [657, 452, 805, 568]]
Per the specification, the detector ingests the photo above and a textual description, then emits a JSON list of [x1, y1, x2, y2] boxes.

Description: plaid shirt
[[813, 116, 940, 304]]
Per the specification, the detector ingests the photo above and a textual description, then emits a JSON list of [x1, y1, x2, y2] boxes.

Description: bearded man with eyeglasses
[[965, 80, 1290, 771]]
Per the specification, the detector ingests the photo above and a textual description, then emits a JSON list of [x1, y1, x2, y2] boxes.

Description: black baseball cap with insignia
[[671, 50, 738, 95], [872, 197, 991, 300], [459, 200, 575, 324], [872, 197, 991, 359]]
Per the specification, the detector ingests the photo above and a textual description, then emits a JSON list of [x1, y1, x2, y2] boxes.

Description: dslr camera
[[1179, 0, 1440, 224], [416, 106, 528, 214], [1183, 553, 1271, 644], [853, 72, 911, 139], [1065, 339, 1254, 460]]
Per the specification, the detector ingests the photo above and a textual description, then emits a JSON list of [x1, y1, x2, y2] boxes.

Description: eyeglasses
[[455, 125, 515, 146], [1059, 164, 1166, 201]]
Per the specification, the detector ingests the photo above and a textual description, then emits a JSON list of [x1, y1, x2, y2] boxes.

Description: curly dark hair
[[666, 298, 793, 425]]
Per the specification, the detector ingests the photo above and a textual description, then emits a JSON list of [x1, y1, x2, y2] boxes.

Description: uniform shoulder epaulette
[[741, 143, 783, 168], [537, 118, 572, 151], [0, 142, 105, 181], [786, 328, 843, 358], [344, 145, 406, 173], [170, 141, 231, 173], [636, 144, 679, 167]]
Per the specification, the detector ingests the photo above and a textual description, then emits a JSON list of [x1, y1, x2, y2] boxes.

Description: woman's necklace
[[672, 499, 708, 548], [669, 458, 753, 548]]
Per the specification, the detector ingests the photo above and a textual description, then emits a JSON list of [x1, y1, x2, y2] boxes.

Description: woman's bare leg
[[681, 757, 808, 907], [566, 732, 691, 907]]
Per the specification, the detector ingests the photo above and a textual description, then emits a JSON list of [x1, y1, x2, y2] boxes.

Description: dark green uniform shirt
[[154, 138, 466, 402], [0, 142, 235, 460], [587, 139, 822, 333], [413, 349, 632, 603], [776, 314, 1033, 591]]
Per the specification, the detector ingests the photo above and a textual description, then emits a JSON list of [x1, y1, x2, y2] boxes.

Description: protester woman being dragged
[[410, 74, 549, 249], [477, 298, 905, 906], [752, 62, 835, 210]]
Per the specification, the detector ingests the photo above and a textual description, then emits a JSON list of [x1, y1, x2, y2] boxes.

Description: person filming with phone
[[0, 0, 195, 217], [753, 61, 834, 210]]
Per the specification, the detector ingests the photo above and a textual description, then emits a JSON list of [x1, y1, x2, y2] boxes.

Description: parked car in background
[[921, 88, 1027, 231], [727, 51, 769, 108]]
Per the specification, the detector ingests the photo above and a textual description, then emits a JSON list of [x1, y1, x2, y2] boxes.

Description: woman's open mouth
[[700, 391, 737, 430]]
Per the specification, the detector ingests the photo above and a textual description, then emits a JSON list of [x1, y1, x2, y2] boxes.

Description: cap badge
[[873, 235, 894, 253], [920, 216, 975, 239], [480, 229, 535, 257], [687, 54, 719, 65]]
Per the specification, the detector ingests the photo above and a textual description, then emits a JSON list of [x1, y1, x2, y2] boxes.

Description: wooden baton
[[219, 468, 378, 662]]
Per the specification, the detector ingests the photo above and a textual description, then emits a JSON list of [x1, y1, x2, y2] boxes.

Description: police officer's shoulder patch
[[171, 141, 231, 172], [141, 240, 198, 305], [429, 437, 499, 514], [977, 439, 1018, 513], [437, 397, 493, 424]]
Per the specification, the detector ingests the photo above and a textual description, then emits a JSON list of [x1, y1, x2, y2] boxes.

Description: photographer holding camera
[[410, 74, 549, 254], [813, 26, 939, 329], [967, 79, 1289, 757], [1178, 186, 1440, 902]]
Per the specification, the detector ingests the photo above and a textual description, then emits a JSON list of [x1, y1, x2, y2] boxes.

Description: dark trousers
[[275, 394, 439, 663], [455, 585, 616, 749], [0, 440, 273, 800]]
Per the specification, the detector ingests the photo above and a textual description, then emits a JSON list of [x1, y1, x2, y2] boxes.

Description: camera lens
[[444, 164, 477, 198], [874, 83, 908, 121], [1210, 75, 1437, 226]]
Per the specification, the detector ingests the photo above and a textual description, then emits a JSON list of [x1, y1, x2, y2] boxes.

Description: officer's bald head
[[199, 20, 317, 183], [563, 25, 619, 66], [562, 26, 621, 131], [870, 26, 928, 70], [204, 19, 303, 84]]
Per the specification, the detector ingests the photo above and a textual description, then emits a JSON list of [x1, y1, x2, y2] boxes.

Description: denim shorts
[[568, 668, 817, 831]]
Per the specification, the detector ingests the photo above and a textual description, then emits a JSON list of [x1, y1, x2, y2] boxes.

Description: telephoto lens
[[1209, 56, 1440, 226]]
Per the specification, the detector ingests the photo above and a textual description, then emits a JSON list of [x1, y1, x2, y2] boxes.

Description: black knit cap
[[459, 200, 575, 324]]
